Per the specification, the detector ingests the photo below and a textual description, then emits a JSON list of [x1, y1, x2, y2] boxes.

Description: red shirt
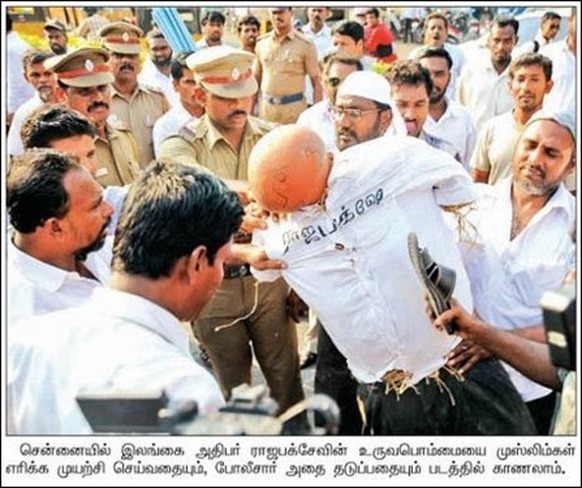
[[364, 23, 397, 64]]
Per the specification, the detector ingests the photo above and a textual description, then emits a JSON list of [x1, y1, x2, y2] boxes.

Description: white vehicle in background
[[459, 7, 570, 59]]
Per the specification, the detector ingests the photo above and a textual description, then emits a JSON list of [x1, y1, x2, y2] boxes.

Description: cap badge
[[231, 68, 241, 81], [85, 59, 95, 72], [122, 32, 130, 42]]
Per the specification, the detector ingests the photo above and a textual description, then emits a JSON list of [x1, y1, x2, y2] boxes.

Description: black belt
[[223, 263, 251, 279], [264, 92, 304, 105]]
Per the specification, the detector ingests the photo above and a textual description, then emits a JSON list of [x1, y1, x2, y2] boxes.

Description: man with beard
[[159, 46, 305, 418], [43, 20, 68, 55], [458, 15, 518, 131], [471, 53, 553, 185], [417, 47, 477, 173], [99, 22, 170, 168], [47, 47, 140, 188], [248, 75, 537, 435], [237, 15, 261, 54], [298, 54, 362, 150], [7, 50, 65, 156], [7, 160, 240, 434], [445, 110, 575, 434], [7, 149, 114, 327], [139, 29, 178, 107], [387, 60, 460, 160], [254, 7, 321, 123], [408, 12, 465, 99]]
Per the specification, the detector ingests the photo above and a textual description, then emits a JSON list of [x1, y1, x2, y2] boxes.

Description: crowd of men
[[5, 6, 577, 436]]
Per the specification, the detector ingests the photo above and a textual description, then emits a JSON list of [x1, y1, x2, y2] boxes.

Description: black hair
[[113, 160, 244, 278], [8, 149, 80, 233], [332, 20, 364, 43], [21, 104, 97, 150]]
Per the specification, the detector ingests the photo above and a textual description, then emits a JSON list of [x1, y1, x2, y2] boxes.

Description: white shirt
[[454, 178, 575, 401], [153, 103, 196, 157], [7, 236, 112, 327], [424, 98, 477, 172], [296, 99, 336, 151], [457, 56, 514, 132], [7, 93, 43, 156], [302, 24, 333, 105], [541, 40, 575, 119], [8, 287, 224, 434], [253, 136, 475, 385], [138, 58, 179, 108], [7, 31, 35, 114]]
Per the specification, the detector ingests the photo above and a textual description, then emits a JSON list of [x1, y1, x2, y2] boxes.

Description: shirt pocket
[[512, 263, 569, 309], [277, 52, 304, 76]]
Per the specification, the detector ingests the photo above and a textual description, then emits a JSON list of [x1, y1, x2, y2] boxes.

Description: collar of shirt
[[493, 176, 575, 225], [302, 24, 331, 38], [90, 287, 192, 356], [110, 83, 150, 101], [8, 237, 81, 293]]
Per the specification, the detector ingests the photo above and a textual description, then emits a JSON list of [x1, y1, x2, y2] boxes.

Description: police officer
[[99, 22, 170, 168], [159, 46, 305, 416], [46, 47, 140, 188], [253, 7, 322, 124]]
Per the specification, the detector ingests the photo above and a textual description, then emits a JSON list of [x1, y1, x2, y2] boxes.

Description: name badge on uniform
[[96, 167, 109, 178]]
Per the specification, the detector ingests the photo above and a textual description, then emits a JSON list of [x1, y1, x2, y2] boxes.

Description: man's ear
[[188, 245, 208, 276], [47, 217, 63, 237], [380, 108, 393, 134]]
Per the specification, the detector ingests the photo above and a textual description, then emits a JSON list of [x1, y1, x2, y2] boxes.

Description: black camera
[[76, 384, 340, 435], [541, 280, 576, 371]]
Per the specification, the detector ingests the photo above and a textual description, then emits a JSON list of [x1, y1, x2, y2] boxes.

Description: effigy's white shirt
[[253, 136, 475, 384], [8, 287, 224, 434], [454, 178, 575, 401]]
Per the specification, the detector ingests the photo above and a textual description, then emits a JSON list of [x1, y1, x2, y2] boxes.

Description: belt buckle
[[271, 96, 282, 105]]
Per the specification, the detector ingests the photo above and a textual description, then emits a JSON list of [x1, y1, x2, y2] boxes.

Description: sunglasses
[[326, 77, 341, 87]]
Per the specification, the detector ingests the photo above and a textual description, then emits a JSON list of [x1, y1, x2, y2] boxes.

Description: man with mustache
[[458, 15, 518, 132], [139, 29, 178, 107], [159, 46, 305, 417], [237, 14, 261, 54], [7, 149, 114, 327], [99, 22, 170, 168], [446, 110, 576, 434], [7, 50, 64, 156], [417, 46, 477, 173], [43, 19, 68, 55], [47, 46, 140, 188], [407, 12, 466, 99], [387, 60, 460, 160], [471, 53, 554, 185], [254, 7, 322, 123]]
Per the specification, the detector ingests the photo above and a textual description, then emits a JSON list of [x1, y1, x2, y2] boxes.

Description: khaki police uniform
[[45, 47, 141, 187], [254, 29, 320, 124], [99, 22, 170, 168], [94, 120, 140, 187], [160, 46, 304, 414], [109, 84, 169, 169]]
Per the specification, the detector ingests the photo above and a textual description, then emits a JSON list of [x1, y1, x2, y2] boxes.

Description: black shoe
[[407, 232, 457, 334], [300, 352, 318, 369]]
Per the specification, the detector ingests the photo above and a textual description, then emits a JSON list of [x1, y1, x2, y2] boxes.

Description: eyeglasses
[[326, 77, 341, 87], [329, 106, 383, 121]]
